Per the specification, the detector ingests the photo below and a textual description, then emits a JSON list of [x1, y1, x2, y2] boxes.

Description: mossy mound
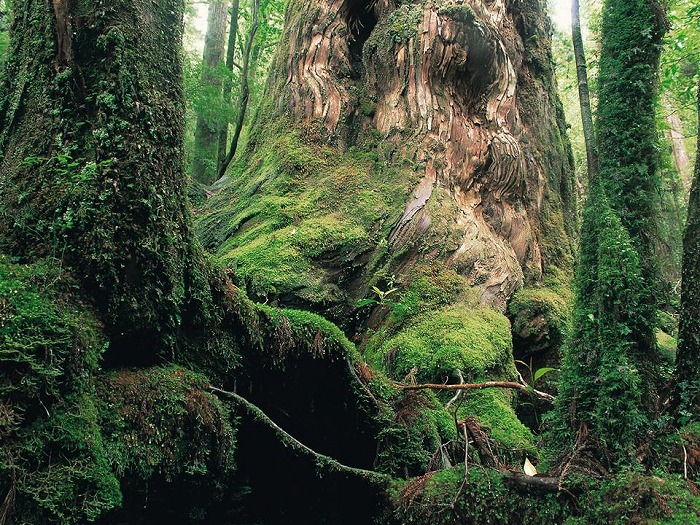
[[195, 116, 420, 317], [366, 301, 535, 459], [95, 366, 237, 523], [508, 269, 572, 359], [371, 305, 514, 384], [396, 467, 570, 524], [396, 468, 700, 524], [566, 472, 700, 525], [0, 255, 121, 524]]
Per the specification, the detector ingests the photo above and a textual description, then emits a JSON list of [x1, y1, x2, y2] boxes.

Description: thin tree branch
[[398, 380, 555, 402]]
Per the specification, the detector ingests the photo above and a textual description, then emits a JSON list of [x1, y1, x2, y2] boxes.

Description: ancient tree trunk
[[192, 0, 229, 184], [674, 82, 700, 421], [0, 0, 200, 359], [200, 0, 576, 316]]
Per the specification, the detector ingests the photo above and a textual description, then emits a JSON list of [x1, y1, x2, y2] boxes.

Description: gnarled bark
[[206, 0, 576, 313]]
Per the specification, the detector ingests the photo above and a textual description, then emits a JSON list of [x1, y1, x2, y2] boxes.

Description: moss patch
[[0, 255, 121, 524], [195, 116, 419, 314]]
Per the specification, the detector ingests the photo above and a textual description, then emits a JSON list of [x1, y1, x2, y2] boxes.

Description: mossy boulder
[[95, 366, 237, 522], [367, 302, 535, 458]]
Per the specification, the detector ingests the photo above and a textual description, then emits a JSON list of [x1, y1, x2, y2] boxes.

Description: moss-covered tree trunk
[[674, 82, 700, 422], [199, 0, 576, 320]]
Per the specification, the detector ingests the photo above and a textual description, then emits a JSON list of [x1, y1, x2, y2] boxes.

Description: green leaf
[[533, 367, 558, 383]]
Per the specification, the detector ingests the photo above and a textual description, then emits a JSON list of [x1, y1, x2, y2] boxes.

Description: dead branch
[[209, 385, 388, 484], [399, 380, 555, 402]]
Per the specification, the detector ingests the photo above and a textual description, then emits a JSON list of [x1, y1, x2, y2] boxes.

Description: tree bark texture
[[203, 0, 576, 313], [192, 0, 229, 184], [0, 0, 256, 368]]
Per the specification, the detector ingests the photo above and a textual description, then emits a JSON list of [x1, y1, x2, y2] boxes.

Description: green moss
[[385, 265, 478, 326], [371, 304, 514, 384], [0, 255, 121, 524], [196, 116, 419, 311], [566, 473, 700, 525], [396, 466, 570, 524], [96, 366, 236, 482], [508, 271, 572, 356], [657, 330, 677, 365], [457, 389, 535, 454]]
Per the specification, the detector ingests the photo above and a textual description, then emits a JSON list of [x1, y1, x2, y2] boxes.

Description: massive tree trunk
[[0, 2, 396, 522], [199, 0, 576, 322], [192, 0, 229, 184]]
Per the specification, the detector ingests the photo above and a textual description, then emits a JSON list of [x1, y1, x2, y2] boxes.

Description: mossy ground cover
[[0, 255, 121, 524], [195, 114, 420, 311]]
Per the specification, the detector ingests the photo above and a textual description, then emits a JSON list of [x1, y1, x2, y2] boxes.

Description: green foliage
[[0, 255, 121, 524], [369, 305, 514, 384]]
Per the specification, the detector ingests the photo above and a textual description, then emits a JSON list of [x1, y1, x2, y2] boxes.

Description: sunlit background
[[550, 0, 572, 33]]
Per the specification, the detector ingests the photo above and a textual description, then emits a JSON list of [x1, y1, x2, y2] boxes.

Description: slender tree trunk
[[665, 103, 693, 193], [674, 81, 700, 421], [217, 0, 241, 169], [571, 0, 598, 184], [216, 0, 259, 180], [192, 0, 229, 184]]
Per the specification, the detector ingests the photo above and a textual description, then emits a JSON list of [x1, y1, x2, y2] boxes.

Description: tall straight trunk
[[216, 0, 259, 180], [571, 0, 598, 184], [674, 82, 700, 422], [217, 0, 241, 169], [192, 0, 229, 184]]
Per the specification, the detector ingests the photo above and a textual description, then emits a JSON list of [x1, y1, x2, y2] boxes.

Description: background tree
[[546, 0, 668, 470], [192, 0, 229, 184], [674, 79, 700, 423]]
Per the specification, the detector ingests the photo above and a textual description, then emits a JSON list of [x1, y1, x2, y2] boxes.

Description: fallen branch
[[399, 380, 555, 402], [209, 386, 388, 484]]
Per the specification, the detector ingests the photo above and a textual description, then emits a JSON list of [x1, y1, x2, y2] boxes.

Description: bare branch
[[398, 380, 555, 402]]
